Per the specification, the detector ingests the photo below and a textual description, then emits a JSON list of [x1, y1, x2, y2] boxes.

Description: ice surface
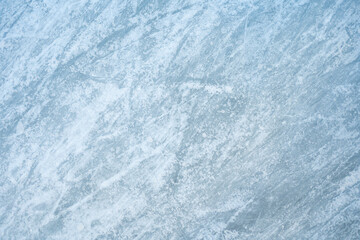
[[1, 0, 360, 239]]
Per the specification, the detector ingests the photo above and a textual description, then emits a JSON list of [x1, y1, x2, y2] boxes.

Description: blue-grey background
[[0, 0, 359, 239]]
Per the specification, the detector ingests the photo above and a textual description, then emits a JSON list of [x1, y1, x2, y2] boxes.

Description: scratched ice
[[1, 0, 360, 239]]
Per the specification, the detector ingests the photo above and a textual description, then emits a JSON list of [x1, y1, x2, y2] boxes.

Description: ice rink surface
[[0, 0, 360, 239]]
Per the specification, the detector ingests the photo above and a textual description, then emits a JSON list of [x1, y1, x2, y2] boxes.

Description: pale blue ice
[[0, 0, 360, 239]]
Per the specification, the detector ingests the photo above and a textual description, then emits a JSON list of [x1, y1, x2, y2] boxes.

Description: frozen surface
[[1, 0, 360, 239]]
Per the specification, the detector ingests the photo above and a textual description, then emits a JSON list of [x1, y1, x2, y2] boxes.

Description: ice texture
[[1, 0, 360, 239]]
